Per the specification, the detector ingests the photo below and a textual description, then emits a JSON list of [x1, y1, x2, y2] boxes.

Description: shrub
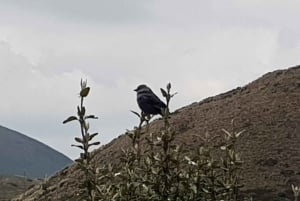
[[63, 79, 100, 201], [64, 81, 245, 201]]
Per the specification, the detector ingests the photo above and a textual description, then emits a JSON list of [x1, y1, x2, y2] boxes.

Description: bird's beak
[[134, 88, 137, 92]]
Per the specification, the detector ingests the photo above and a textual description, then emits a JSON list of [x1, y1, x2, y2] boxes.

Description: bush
[[65, 81, 245, 201], [63, 79, 100, 201]]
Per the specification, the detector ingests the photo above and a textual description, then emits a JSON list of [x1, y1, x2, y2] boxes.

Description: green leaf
[[167, 82, 171, 91], [62, 116, 78, 124], [85, 115, 98, 120], [88, 133, 98, 141], [75, 158, 83, 163], [160, 88, 168, 97], [75, 137, 83, 143], [88, 141, 100, 147], [71, 144, 84, 150], [80, 87, 90, 97], [130, 110, 141, 118], [170, 92, 178, 98]]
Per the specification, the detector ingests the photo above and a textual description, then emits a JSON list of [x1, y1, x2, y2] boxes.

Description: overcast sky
[[0, 0, 299, 159]]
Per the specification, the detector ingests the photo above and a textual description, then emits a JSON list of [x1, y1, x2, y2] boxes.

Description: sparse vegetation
[[107, 83, 244, 201], [12, 66, 300, 201], [63, 81, 245, 200], [63, 79, 100, 201]]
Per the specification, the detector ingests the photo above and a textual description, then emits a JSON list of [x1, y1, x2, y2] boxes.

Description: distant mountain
[[0, 125, 72, 178]]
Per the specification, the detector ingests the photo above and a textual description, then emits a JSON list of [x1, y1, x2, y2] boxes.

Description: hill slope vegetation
[[13, 65, 300, 200]]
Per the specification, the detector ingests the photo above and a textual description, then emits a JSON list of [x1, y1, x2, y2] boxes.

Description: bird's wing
[[140, 93, 166, 108]]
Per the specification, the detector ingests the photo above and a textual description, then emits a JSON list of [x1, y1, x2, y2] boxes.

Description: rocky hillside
[[14, 65, 300, 201], [0, 125, 72, 178]]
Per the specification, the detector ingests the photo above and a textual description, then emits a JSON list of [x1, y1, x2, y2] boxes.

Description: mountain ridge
[[0, 125, 72, 178]]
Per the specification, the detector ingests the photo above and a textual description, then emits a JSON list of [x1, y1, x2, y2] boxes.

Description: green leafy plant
[[141, 83, 183, 200], [111, 83, 245, 201], [62, 81, 246, 201], [63, 79, 100, 201]]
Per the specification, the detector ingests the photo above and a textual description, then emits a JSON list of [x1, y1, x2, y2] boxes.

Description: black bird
[[134, 84, 166, 115]]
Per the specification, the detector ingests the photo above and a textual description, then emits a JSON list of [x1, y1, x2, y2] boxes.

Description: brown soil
[[13, 65, 300, 201]]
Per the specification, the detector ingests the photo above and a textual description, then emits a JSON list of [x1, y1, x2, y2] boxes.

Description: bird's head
[[134, 84, 151, 93]]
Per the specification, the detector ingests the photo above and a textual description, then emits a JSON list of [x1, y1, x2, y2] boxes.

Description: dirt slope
[[13, 65, 300, 201], [0, 176, 39, 201]]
